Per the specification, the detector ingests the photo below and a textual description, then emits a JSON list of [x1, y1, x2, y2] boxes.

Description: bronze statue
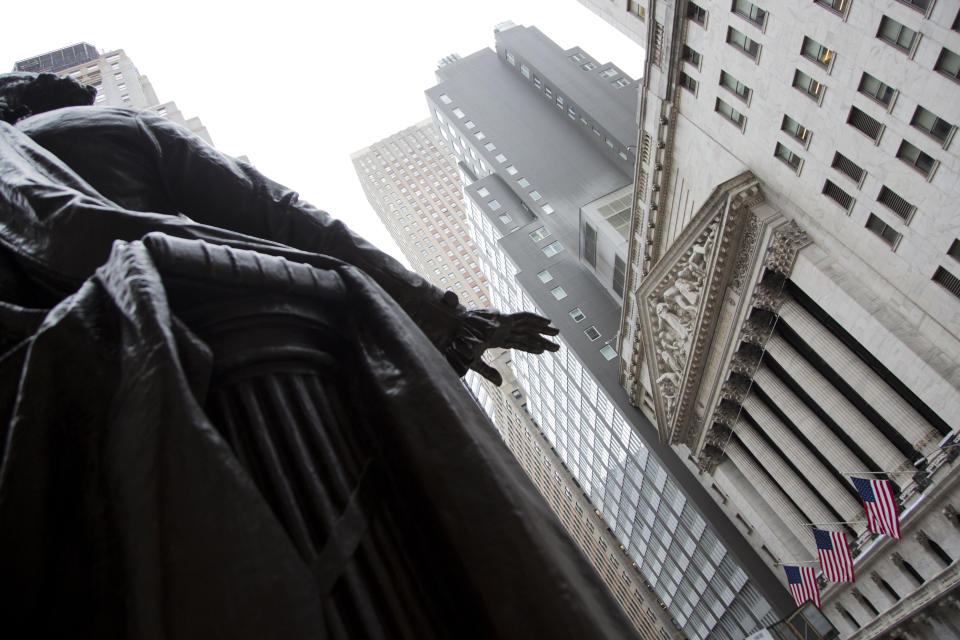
[[0, 72, 636, 638]]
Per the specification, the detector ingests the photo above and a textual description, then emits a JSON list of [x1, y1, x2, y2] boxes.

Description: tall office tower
[[426, 23, 792, 640], [14, 43, 212, 145], [587, 1, 960, 637], [353, 121, 682, 639], [351, 121, 489, 309]]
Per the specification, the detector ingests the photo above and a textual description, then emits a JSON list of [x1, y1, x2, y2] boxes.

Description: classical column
[[724, 440, 816, 559], [752, 365, 867, 478], [741, 395, 865, 534], [778, 299, 941, 455], [764, 334, 911, 473], [733, 418, 841, 538]]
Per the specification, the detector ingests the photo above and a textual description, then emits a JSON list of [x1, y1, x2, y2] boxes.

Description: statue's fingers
[[470, 360, 503, 386]]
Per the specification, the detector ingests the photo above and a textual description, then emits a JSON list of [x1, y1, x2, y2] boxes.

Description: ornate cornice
[[763, 220, 810, 276]]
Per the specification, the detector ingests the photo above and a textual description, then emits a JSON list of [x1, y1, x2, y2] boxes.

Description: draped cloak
[[0, 109, 636, 638]]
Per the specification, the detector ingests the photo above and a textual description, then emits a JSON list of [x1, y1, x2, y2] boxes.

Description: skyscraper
[[353, 120, 683, 639], [581, 1, 959, 636], [14, 43, 212, 145], [426, 23, 792, 640]]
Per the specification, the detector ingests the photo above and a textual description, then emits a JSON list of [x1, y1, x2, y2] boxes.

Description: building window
[[439, 94, 452, 104], [715, 98, 746, 128], [720, 70, 751, 101], [933, 267, 960, 299], [585, 325, 602, 341], [600, 344, 618, 361], [570, 307, 585, 322], [543, 241, 564, 257], [505, 165, 518, 175], [682, 45, 702, 66], [488, 199, 501, 211], [474, 131, 486, 141], [895, 0, 931, 13], [498, 214, 513, 224], [542, 204, 555, 214], [793, 69, 824, 101], [600, 68, 619, 78], [877, 16, 918, 53], [911, 106, 954, 144], [506, 51, 516, 65], [814, 0, 848, 14], [484, 142, 496, 152], [581, 62, 597, 71], [823, 179, 855, 211], [877, 186, 916, 220], [612, 77, 631, 88], [534, 76, 542, 89], [781, 114, 811, 145], [520, 63, 530, 78], [831, 152, 866, 184], [934, 48, 960, 82], [570, 52, 586, 63], [727, 26, 761, 59], [774, 142, 802, 171], [687, 1, 707, 26], [948, 240, 960, 262], [858, 73, 896, 107], [530, 190, 543, 201], [494, 154, 507, 163], [517, 177, 530, 187], [865, 214, 902, 248], [551, 286, 568, 300], [584, 223, 598, 266], [801, 36, 835, 68], [568, 106, 577, 119], [464, 120, 475, 130], [731, 0, 767, 27], [556, 95, 564, 108], [530, 226, 551, 241], [896, 140, 936, 177], [847, 106, 884, 142], [538, 269, 554, 283], [477, 187, 490, 197], [679, 72, 698, 93], [544, 86, 553, 98], [613, 255, 626, 296]]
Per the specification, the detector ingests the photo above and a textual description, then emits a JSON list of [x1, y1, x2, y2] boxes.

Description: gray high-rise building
[[426, 23, 792, 640], [353, 120, 683, 639]]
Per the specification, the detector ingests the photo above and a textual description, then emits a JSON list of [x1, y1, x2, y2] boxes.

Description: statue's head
[[0, 72, 97, 124]]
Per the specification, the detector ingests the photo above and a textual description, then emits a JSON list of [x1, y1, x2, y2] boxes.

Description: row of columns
[[714, 288, 942, 565]]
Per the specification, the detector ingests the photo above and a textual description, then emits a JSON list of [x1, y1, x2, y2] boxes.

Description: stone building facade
[[578, 0, 960, 636]]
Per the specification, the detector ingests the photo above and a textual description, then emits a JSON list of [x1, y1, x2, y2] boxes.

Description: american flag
[[851, 477, 901, 539], [784, 565, 821, 608], [813, 528, 855, 582]]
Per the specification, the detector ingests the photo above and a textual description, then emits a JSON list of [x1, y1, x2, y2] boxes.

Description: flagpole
[[841, 470, 917, 475], [802, 522, 864, 527], [774, 561, 819, 566]]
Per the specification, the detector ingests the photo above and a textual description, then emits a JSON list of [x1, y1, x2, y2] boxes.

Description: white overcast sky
[[4, 0, 643, 260]]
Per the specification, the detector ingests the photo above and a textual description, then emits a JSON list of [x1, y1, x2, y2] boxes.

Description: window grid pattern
[[848, 107, 884, 142], [877, 186, 916, 221], [823, 180, 855, 211], [865, 214, 902, 248], [831, 152, 865, 184]]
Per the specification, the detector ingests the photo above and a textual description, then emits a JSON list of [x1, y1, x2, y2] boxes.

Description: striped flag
[[851, 477, 901, 539], [784, 565, 821, 608], [813, 528, 855, 582]]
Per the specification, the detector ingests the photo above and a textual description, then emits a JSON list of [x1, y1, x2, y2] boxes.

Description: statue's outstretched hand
[[461, 309, 560, 386]]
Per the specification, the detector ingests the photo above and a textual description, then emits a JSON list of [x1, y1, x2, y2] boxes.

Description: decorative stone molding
[[713, 400, 740, 427], [750, 279, 787, 313], [729, 214, 760, 293], [721, 373, 751, 404], [695, 424, 731, 474], [891, 552, 908, 572], [763, 220, 810, 276], [740, 313, 775, 346], [869, 571, 885, 590], [729, 344, 763, 376]]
